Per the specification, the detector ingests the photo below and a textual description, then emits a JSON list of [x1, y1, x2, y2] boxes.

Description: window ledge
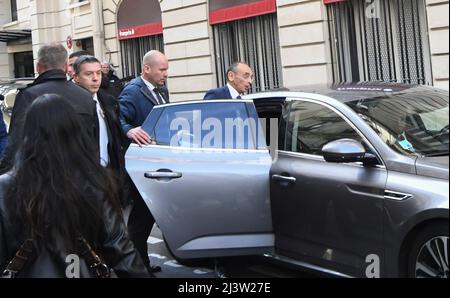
[[68, 1, 90, 10], [2, 21, 19, 29]]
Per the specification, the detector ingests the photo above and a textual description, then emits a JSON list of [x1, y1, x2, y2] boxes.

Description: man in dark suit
[[119, 50, 169, 274], [204, 62, 253, 100], [0, 43, 98, 174], [72, 55, 127, 199]]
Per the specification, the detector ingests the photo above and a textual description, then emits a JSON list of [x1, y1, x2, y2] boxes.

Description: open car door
[[126, 100, 273, 260]]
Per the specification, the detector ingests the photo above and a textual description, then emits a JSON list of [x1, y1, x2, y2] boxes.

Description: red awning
[[323, 0, 348, 4], [117, 0, 162, 40], [209, 0, 276, 25]]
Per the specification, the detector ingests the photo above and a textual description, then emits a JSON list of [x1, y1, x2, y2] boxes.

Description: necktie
[[153, 87, 165, 105], [237, 95, 242, 99]]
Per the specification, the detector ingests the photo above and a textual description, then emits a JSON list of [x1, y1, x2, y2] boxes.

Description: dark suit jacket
[[119, 77, 169, 142], [203, 85, 232, 100], [0, 69, 98, 174], [97, 90, 129, 206]]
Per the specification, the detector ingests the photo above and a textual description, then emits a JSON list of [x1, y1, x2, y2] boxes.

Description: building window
[[212, 13, 283, 93], [14, 52, 34, 78], [120, 34, 164, 79], [327, 0, 432, 85], [11, 0, 18, 22]]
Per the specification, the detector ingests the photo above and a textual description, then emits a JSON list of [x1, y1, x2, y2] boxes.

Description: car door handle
[[272, 174, 296, 184], [144, 171, 182, 179]]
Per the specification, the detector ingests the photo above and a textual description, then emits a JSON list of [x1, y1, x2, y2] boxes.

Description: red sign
[[66, 35, 73, 49], [209, 0, 276, 25], [323, 0, 348, 4], [118, 22, 163, 40]]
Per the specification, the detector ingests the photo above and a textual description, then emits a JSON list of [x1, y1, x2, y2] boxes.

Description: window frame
[[281, 98, 385, 167]]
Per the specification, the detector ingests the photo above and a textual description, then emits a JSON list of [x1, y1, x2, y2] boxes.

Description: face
[[101, 63, 110, 75], [67, 56, 78, 79], [74, 62, 102, 95], [143, 55, 169, 87], [228, 63, 253, 94]]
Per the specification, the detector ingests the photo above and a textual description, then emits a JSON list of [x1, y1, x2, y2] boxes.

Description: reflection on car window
[[154, 102, 258, 149], [286, 101, 362, 156], [346, 90, 449, 157]]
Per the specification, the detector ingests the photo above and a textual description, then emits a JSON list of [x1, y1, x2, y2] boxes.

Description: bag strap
[[77, 237, 111, 278], [2, 239, 35, 278]]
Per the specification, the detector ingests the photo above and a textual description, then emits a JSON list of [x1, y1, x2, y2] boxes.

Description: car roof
[[246, 82, 449, 102]]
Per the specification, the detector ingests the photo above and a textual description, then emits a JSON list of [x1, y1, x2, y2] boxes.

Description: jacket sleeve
[[99, 196, 150, 278], [118, 86, 138, 135]]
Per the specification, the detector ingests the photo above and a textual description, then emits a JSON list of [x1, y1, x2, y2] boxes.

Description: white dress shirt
[[93, 93, 109, 167], [227, 83, 242, 99], [141, 76, 165, 104]]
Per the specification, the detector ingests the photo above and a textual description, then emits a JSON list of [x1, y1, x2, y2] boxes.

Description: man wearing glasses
[[204, 62, 253, 100]]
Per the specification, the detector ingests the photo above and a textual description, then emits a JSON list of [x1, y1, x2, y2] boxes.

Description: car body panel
[[126, 83, 448, 277]]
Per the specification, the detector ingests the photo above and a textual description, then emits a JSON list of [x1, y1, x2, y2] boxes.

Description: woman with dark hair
[[0, 94, 149, 278]]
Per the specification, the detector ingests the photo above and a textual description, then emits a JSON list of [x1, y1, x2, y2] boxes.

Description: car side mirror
[[322, 139, 366, 163]]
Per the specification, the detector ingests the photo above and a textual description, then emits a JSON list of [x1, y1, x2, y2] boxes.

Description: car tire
[[406, 222, 449, 278]]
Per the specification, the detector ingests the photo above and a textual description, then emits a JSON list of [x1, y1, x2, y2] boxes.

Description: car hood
[[415, 156, 449, 180]]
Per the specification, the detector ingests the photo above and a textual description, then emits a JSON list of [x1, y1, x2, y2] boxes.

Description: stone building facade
[[0, 0, 448, 101]]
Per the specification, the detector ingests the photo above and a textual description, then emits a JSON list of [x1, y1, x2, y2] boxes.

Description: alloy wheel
[[415, 236, 449, 278]]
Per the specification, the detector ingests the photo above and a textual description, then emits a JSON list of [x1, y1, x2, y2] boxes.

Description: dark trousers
[[127, 182, 155, 271]]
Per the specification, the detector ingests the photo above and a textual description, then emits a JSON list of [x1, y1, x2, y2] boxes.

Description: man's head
[[67, 50, 89, 79], [101, 61, 112, 75], [226, 62, 253, 94], [142, 50, 169, 87], [36, 43, 68, 74], [73, 55, 102, 95]]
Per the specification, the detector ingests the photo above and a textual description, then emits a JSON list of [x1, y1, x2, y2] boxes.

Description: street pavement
[[147, 225, 318, 278]]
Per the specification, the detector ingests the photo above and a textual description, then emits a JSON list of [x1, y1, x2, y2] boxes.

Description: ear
[[36, 62, 43, 74], [227, 71, 235, 82]]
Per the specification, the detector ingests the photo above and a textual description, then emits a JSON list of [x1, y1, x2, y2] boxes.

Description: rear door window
[[154, 102, 259, 150]]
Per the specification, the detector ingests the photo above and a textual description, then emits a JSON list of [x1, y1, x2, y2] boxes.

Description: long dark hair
[[6, 94, 121, 253]]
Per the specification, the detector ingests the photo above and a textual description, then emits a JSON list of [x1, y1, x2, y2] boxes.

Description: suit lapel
[[224, 86, 232, 99], [138, 78, 158, 106]]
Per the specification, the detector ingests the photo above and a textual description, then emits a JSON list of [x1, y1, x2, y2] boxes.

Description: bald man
[[119, 50, 169, 275]]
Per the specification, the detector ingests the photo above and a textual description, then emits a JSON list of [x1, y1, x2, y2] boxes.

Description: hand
[[127, 127, 153, 146]]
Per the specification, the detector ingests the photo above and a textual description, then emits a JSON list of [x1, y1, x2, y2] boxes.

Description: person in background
[[118, 50, 169, 274], [203, 62, 253, 100], [100, 61, 121, 98], [0, 94, 149, 278], [67, 50, 89, 80], [0, 43, 97, 175]]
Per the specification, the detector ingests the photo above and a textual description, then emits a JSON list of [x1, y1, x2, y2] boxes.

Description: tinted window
[[154, 102, 258, 149], [286, 101, 363, 155]]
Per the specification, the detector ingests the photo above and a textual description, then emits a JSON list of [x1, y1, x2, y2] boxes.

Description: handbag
[[2, 237, 114, 278]]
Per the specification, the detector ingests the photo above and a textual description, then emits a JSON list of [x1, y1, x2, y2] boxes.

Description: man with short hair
[[0, 43, 97, 174], [72, 55, 127, 201], [67, 50, 89, 80], [118, 50, 170, 274], [204, 62, 253, 100]]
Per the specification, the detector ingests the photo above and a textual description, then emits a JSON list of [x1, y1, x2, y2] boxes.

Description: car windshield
[[346, 89, 449, 157]]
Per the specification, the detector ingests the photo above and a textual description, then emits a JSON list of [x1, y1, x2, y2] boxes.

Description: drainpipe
[[91, 0, 105, 60]]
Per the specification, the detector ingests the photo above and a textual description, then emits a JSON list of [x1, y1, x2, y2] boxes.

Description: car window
[[286, 100, 363, 156], [154, 102, 258, 149]]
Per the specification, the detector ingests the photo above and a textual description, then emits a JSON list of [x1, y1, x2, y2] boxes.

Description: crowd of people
[[0, 42, 254, 278]]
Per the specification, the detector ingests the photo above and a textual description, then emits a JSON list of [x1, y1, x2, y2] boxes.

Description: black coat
[[96, 90, 129, 206], [0, 173, 149, 278], [0, 69, 99, 174]]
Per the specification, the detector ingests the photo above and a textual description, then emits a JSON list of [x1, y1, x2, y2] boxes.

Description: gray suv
[[126, 83, 448, 278]]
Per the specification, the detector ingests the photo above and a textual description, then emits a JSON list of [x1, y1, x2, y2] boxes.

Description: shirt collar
[[141, 76, 156, 91], [227, 83, 241, 99]]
